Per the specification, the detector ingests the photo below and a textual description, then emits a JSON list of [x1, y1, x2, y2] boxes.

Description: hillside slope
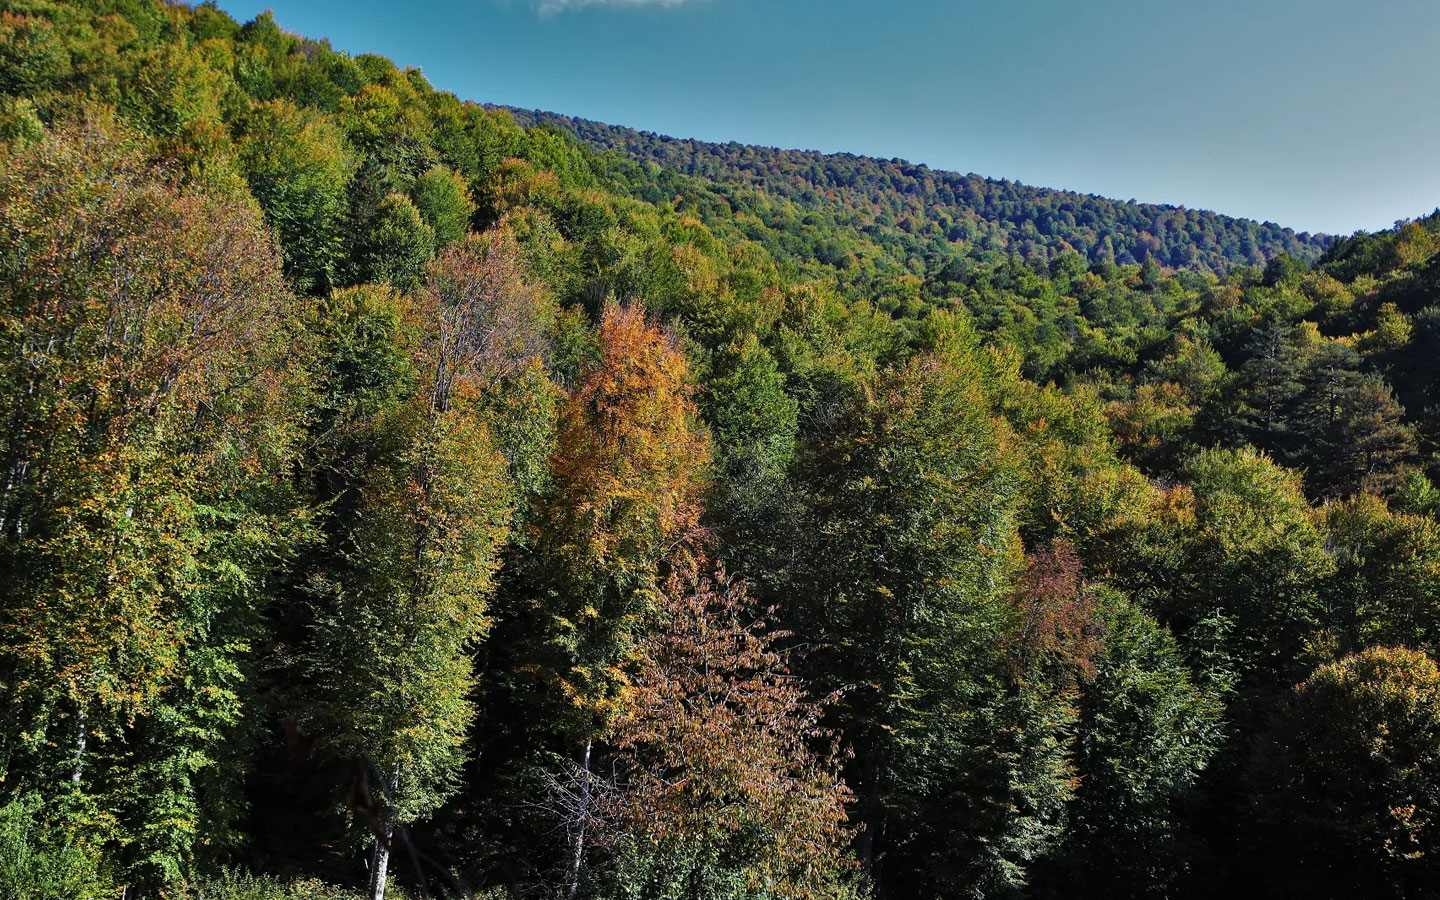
[[6, 3, 1440, 899], [507, 106, 1334, 274]]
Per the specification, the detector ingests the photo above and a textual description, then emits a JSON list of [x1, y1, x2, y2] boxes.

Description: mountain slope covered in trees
[[506, 106, 1335, 274], [2, 3, 1440, 900]]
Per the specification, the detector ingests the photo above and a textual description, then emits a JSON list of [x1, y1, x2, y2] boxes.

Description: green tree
[[1294, 344, 1416, 496], [236, 99, 356, 293], [411, 164, 475, 248], [298, 236, 550, 900], [302, 395, 511, 900], [702, 334, 799, 538], [1322, 495, 1440, 657], [787, 339, 1075, 897], [1249, 647, 1440, 899], [0, 118, 307, 888], [1162, 447, 1333, 689], [354, 192, 436, 293], [1233, 321, 1317, 459], [1050, 590, 1223, 898]]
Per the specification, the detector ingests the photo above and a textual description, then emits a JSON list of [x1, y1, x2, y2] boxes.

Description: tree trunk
[[565, 739, 593, 900], [72, 706, 86, 786], [368, 818, 394, 900]]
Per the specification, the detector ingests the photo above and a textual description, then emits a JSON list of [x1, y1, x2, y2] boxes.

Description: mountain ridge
[[502, 104, 1336, 275]]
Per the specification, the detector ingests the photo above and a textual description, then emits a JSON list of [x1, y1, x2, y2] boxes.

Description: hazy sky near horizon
[[218, 0, 1440, 235]]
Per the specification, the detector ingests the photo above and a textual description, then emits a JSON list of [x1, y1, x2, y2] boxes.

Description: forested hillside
[[506, 106, 1334, 275], [2, 3, 1440, 900]]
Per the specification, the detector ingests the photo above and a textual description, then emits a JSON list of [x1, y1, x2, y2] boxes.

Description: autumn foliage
[[6, 4, 1440, 898], [602, 561, 858, 898], [536, 301, 711, 728]]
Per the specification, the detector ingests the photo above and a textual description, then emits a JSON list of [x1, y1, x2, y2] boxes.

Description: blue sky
[[217, 0, 1440, 235]]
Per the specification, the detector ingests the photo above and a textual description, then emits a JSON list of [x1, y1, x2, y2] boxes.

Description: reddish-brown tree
[[601, 560, 860, 899]]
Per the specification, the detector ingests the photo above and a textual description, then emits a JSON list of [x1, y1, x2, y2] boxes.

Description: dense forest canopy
[[2, 2, 1440, 900], [505, 107, 1335, 276]]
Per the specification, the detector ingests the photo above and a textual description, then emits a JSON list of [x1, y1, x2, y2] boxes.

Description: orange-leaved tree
[[523, 301, 710, 895], [541, 301, 710, 733]]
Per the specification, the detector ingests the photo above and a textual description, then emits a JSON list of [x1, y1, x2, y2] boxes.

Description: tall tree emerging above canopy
[[492, 301, 710, 896], [536, 301, 711, 737], [0, 114, 307, 886], [297, 230, 551, 900]]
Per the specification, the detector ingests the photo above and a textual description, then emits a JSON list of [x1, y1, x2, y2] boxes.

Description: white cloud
[[536, 0, 695, 15]]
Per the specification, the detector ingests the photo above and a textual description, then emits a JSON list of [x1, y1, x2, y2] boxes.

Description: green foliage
[[0, 794, 111, 900], [1322, 495, 1440, 657], [586, 835, 866, 900], [1051, 590, 1224, 898], [411, 164, 474, 247], [783, 337, 1078, 896], [513, 109, 1331, 277], [237, 99, 355, 293], [357, 192, 436, 292], [189, 869, 364, 900], [702, 335, 798, 525], [302, 399, 512, 823], [3, 3, 1440, 898], [1393, 468, 1440, 517], [1249, 647, 1440, 899], [0, 117, 307, 889], [1133, 447, 1335, 688]]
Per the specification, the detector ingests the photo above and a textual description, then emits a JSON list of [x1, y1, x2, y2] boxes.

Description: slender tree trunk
[[368, 765, 401, 900], [566, 739, 593, 900], [72, 706, 86, 786], [368, 817, 394, 900]]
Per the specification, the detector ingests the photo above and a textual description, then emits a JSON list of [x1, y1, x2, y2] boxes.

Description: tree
[[1249, 647, 1440, 899], [1294, 345, 1416, 496], [1233, 321, 1317, 460], [702, 334, 799, 542], [411, 164, 475, 248], [1160, 447, 1333, 690], [536, 302, 710, 733], [297, 232, 549, 900], [513, 302, 710, 894], [354, 192, 436, 293], [593, 561, 861, 900], [1047, 589, 1223, 898], [301, 396, 511, 900], [427, 230, 559, 514], [786, 339, 1075, 897], [0, 117, 307, 887], [236, 99, 356, 294], [1322, 495, 1440, 658]]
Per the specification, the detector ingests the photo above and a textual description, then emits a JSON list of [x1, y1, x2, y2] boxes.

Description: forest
[[505, 107, 1334, 276], [2, 2, 1440, 899]]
